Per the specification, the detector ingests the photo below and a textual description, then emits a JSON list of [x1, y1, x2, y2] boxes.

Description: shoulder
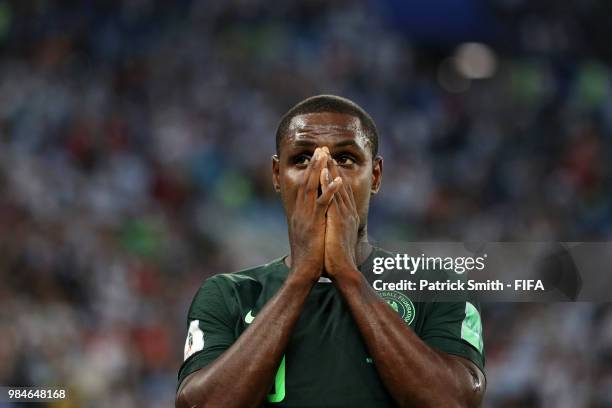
[[205, 256, 288, 288], [188, 257, 287, 315]]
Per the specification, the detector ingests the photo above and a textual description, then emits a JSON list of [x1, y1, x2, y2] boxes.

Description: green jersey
[[178, 247, 485, 407]]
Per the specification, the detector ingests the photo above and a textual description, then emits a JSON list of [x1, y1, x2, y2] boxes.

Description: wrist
[[326, 255, 357, 278], [286, 264, 320, 288], [331, 266, 363, 290]]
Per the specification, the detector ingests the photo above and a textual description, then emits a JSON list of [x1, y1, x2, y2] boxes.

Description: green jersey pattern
[[178, 248, 485, 407]]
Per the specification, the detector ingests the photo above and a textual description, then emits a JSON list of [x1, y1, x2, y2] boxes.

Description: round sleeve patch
[[184, 320, 205, 361]]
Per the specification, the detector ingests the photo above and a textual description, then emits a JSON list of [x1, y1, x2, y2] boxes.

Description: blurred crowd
[[0, 1, 611, 407]]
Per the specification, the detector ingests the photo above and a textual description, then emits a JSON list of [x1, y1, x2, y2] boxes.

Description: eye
[[293, 154, 312, 167], [336, 154, 356, 166]]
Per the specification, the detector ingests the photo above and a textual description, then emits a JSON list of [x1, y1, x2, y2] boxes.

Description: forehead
[[283, 112, 369, 151]]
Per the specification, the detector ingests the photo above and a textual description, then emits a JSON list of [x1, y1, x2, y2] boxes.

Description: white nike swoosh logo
[[245, 310, 255, 324]]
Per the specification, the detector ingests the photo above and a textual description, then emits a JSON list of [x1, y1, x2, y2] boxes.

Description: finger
[[319, 149, 331, 192], [327, 159, 350, 210], [316, 176, 342, 210], [305, 148, 327, 200], [344, 182, 360, 226], [297, 147, 318, 201], [302, 147, 319, 183], [320, 167, 330, 193], [337, 182, 351, 212], [328, 194, 341, 217], [344, 182, 357, 212], [328, 158, 340, 180]]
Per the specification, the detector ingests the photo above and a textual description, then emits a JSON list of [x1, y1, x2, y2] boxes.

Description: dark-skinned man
[[176, 95, 486, 408]]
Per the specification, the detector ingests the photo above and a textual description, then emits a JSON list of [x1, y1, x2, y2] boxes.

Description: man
[[176, 95, 486, 407]]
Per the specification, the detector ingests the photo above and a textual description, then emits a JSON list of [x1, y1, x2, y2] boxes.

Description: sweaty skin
[[176, 112, 485, 408]]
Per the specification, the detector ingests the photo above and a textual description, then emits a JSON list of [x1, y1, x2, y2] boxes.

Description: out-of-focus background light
[[454, 42, 497, 79]]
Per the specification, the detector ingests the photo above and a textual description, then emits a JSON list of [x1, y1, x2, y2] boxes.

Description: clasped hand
[[288, 147, 360, 283]]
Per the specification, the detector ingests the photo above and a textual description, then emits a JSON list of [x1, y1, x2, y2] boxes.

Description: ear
[[371, 155, 383, 195], [272, 154, 281, 193]]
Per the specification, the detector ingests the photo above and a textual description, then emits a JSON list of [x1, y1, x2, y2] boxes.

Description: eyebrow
[[291, 140, 318, 148], [334, 140, 362, 149], [290, 139, 363, 150]]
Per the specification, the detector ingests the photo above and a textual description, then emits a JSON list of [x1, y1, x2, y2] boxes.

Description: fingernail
[[334, 176, 342, 184], [332, 159, 338, 165], [322, 146, 330, 153], [313, 148, 320, 160]]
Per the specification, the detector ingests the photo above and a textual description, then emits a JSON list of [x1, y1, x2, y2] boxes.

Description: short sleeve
[[177, 277, 237, 387], [420, 300, 485, 372]]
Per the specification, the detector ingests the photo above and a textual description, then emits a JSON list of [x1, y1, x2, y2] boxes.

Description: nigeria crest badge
[[378, 291, 415, 325]]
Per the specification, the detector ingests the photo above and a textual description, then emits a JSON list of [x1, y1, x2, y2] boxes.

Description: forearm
[[335, 271, 474, 408], [176, 271, 314, 408]]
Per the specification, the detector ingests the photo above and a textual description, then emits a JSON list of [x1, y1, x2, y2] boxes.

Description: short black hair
[[275, 95, 379, 156]]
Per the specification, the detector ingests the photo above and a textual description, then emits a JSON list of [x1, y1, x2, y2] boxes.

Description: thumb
[[316, 176, 342, 210]]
